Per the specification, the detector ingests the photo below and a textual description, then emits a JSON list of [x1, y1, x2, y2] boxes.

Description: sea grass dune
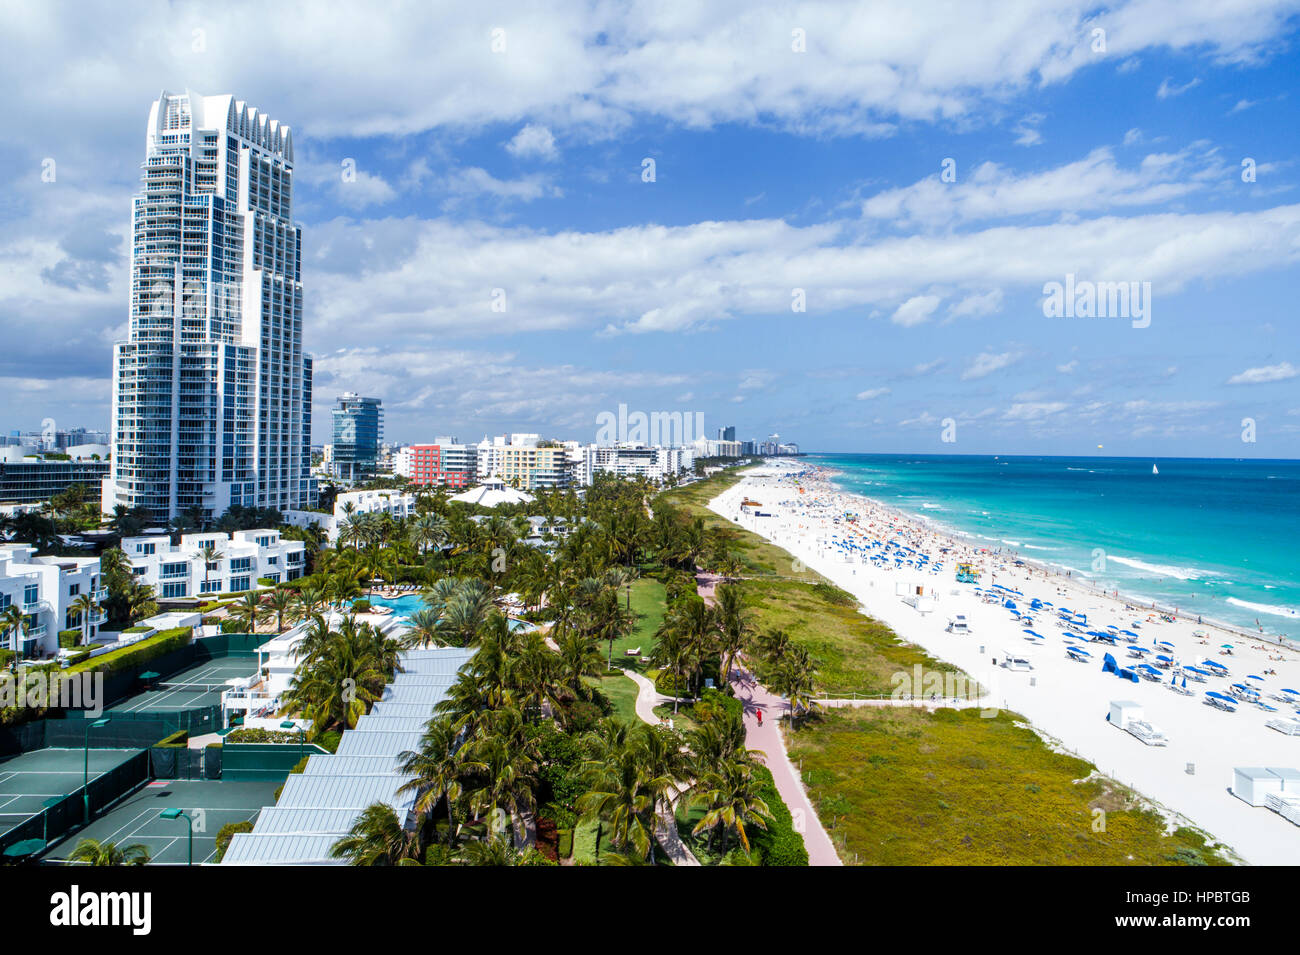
[[711, 461, 1300, 866]]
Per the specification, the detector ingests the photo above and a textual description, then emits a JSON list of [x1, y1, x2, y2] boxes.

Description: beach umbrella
[[1023, 629, 1043, 639], [1282, 688, 1300, 695], [1247, 674, 1264, 681], [1220, 644, 1234, 649]]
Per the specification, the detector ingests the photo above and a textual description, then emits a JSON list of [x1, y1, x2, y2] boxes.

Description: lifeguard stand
[[955, 562, 979, 583]]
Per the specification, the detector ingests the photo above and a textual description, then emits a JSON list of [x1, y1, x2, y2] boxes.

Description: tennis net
[[147, 681, 231, 695]]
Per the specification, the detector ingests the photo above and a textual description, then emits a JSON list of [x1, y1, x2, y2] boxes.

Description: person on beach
[[757, 708, 764, 726]]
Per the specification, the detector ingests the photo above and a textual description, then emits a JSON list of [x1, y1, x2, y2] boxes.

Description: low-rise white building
[[0, 544, 104, 659], [120, 529, 306, 598], [282, 489, 418, 542]]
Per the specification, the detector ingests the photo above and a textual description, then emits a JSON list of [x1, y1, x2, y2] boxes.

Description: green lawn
[[604, 576, 667, 672], [594, 672, 640, 725], [658, 472, 825, 584], [787, 706, 1233, 866], [742, 577, 962, 696]]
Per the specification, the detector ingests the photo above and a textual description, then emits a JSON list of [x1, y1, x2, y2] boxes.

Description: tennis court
[[110, 657, 261, 714], [42, 778, 282, 864], [0, 747, 143, 840]]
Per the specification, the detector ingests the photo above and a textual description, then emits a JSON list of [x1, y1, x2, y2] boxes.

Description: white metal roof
[[251, 806, 363, 834], [370, 702, 436, 719], [382, 684, 455, 705], [350, 715, 431, 734], [302, 754, 407, 775], [335, 731, 424, 757], [275, 773, 418, 811], [222, 833, 345, 865]]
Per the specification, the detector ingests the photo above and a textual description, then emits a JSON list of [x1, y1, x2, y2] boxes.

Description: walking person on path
[[757, 708, 763, 727]]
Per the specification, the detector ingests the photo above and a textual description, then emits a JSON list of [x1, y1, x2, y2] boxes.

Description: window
[[68, 583, 80, 598], [161, 562, 189, 579], [230, 557, 251, 573], [265, 555, 278, 565], [138, 542, 156, 555], [23, 584, 38, 607], [229, 576, 251, 593], [200, 580, 221, 594], [162, 582, 188, 599]]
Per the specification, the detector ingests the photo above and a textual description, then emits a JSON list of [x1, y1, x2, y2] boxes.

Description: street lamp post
[[82, 718, 110, 824], [281, 719, 304, 761], [159, 808, 193, 865]]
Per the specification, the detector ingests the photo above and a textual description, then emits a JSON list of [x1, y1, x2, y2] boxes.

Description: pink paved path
[[697, 572, 842, 866]]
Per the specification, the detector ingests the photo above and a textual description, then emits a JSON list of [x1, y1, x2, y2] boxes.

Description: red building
[[397, 444, 474, 488]]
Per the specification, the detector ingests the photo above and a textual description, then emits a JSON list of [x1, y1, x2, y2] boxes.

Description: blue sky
[[1, 1, 1298, 456]]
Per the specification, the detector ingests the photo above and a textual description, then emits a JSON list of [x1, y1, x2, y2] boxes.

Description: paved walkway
[[622, 668, 700, 866], [697, 571, 843, 866]]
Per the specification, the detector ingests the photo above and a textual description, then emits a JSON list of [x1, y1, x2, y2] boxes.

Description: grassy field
[[657, 468, 1233, 865], [661, 472, 825, 584], [787, 706, 1232, 866]]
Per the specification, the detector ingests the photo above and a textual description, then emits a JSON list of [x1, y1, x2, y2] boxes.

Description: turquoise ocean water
[[808, 454, 1300, 638]]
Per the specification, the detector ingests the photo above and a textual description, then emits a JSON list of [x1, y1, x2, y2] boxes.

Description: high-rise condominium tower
[[107, 90, 314, 523]]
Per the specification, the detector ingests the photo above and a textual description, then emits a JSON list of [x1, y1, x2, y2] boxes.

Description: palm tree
[[265, 588, 295, 634], [577, 723, 665, 862], [400, 607, 444, 650], [457, 707, 540, 847], [229, 592, 262, 633], [280, 615, 393, 731], [410, 512, 450, 556], [292, 584, 326, 622], [556, 630, 603, 700], [771, 647, 819, 729], [70, 592, 98, 647], [68, 838, 151, 866], [1, 604, 25, 671], [125, 581, 157, 625], [714, 583, 752, 686], [690, 758, 772, 855], [329, 803, 419, 865], [194, 541, 224, 595], [398, 716, 463, 847]]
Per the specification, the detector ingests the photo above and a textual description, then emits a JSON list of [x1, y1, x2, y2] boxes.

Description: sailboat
[[1152, 462, 1159, 475]]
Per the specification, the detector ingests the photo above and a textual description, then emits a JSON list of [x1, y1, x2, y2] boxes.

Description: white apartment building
[[0, 545, 104, 659], [106, 90, 314, 525], [121, 529, 305, 598], [282, 489, 418, 542]]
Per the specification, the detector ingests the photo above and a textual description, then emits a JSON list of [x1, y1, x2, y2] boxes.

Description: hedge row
[[750, 764, 809, 866], [63, 626, 193, 677]]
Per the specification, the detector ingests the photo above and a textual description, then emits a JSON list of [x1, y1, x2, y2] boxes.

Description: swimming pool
[[355, 593, 537, 631]]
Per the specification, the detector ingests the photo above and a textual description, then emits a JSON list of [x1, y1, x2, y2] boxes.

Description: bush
[[424, 844, 454, 866], [214, 821, 254, 862], [154, 729, 189, 748], [122, 626, 151, 634], [351, 599, 371, 613], [812, 582, 857, 608], [224, 728, 300, 744], [198, 601, 222, 613], [750, 765, 809, 866], [58, 629, 82, 648], [557, 829, 574, 859], [655, 671, 688, 697], [220, 619, 246, 634]]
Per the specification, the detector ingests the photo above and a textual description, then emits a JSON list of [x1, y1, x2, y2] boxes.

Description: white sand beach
[[712, 461, 1300, 866]]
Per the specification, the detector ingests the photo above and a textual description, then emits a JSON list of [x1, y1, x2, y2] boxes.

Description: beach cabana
[[1231, 768, 1285, 807]]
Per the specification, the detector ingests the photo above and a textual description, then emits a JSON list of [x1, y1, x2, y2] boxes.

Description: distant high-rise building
[[331, 394, 383, 480], [107, 90, 314, 523], [719, 425, 737, 442]]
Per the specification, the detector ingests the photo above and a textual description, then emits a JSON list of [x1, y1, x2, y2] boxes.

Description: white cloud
[[860, 145, 1227, 229], [948, 288, 1003, 318], [1013, 113, 1045, 146], [1157, 77, 1201, 99], [1003, 401, 1067, 420], [1226, 361, 1298, 384], [1057, 360, 1078, 373], [891, 294, 941, 327], [506, 123, 559, 161], [962, 350, 1022, 380], [856, 387, 891, 400]]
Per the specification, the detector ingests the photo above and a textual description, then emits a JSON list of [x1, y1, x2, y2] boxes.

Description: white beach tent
[[1231, 767, 1286, 807]]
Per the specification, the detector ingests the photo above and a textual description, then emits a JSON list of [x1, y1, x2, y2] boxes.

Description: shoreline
[[814, 466, 1295, 653], [711, 460, 1300, 866]]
